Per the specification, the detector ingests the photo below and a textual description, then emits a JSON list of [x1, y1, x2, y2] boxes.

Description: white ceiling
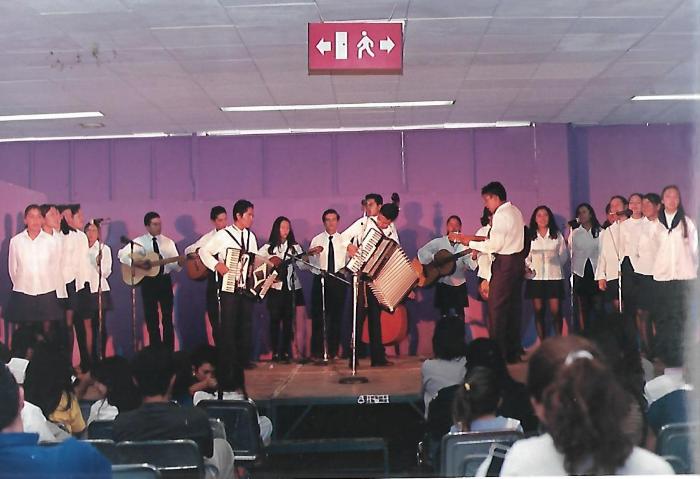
[[0, 0, 699, 138]]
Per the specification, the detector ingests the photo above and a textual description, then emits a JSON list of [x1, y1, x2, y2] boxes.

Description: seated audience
[[193, 362, 273, 446], [189, 344, 218, 396], [644, 346, 688, 406], [23, 344, 85, 436], [113, 346, 235, 479], [88, 355, 141, 424], [421, 319, 467, 418], [464, 338, 537, 432], [500, 336, 673, 475], [0, 364, 111, 477], [5, 326, 41, 385], [450, 366, 522, 433]]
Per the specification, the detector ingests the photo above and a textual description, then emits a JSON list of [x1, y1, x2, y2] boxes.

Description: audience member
[[113, 346, 235, 479], [5, 326, 41, 385], [88, 355, 141, 424], [421, 319, 466, 418], [644, 345, 688, 406], [189, 344, 218, 396], [0, 364, 111, 478]]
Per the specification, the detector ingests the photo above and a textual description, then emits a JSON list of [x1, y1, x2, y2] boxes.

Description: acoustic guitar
[[411, 249, 473, 288], [185, 253, 209, 281], [121, 252, 185, 286]]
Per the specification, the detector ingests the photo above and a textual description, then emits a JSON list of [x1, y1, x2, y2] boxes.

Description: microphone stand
[[122, 238, 143, 354], [339, 272, 368, 384]]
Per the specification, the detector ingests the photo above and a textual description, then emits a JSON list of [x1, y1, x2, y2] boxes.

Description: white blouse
[[567, 225, 600, 277], [620, 216, 645, 270], [60, 229, 90, 289], [652, 215, 698, 281], [257, 241, 308, 291], [85, 241, 112, 293], [595, 222, 623, 281], [635, 217, 661, 276], [525, 230, 568, 281], [8, 230, 60, 296], [474, 225, 493, 281]]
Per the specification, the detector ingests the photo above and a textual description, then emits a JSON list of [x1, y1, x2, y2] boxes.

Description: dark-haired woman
[[81, 221, 113, 364], [258, 217, 321, 363], [524, 206, 568, 339], [500, 345, 672, 475], [567, 203, 602, 332], [634, 193, 662, 357], [450, 366, 522, 433], [421, 319, 466, 418], [58, 204, 90, 365], [87, 356, 140, 424], [618, 193, 645, 352], [6, 205, 63, 329], [652, 185, 698, 363]]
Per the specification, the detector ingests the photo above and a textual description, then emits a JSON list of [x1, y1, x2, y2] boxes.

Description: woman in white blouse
[[81, 220, 113, 364], [6, 204, 63, 326], [524, 206, 568, 339], [652, 185, 698, 363], [258, 216, 321, 363], [567, 203, 603, 332]]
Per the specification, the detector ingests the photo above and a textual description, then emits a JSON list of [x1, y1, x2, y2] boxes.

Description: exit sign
[[308, 22, 403, 74]]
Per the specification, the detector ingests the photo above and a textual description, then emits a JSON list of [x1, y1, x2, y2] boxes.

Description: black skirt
[[525, 279, 564, 299], [636, 273, 656, 311], [602, 278, 620, 301], [62, 280, 87, 312], [293, 288, 306, 307], [6, 291, 63, 323], [82, 290, 114, 315], [573, 259, 600, 296]]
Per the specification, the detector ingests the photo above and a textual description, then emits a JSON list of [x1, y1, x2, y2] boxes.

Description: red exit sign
[[308, 22, 403, 74]]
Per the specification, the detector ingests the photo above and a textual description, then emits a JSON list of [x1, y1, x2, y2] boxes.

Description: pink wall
[[0, 123, 694, 358]]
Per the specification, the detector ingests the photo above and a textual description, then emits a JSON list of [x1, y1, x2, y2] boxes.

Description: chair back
[[440, 430, 523, 477], [112, 464, 162, 479], [198, 399, 262, 462], [209, 418, 226, 440], [656, 422, 698, 474], [88, 419, 115, 440], [116, 439, 204, 479], [84, 439, 121, 463]]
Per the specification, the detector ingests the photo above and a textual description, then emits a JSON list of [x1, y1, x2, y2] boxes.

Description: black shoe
[[371, 360, 394, 367], [271, 354, 280, 363], [243, 362, 257, 370], [280, 354, 291, 364]]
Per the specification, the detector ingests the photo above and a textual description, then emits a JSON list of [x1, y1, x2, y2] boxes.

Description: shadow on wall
[[174, 214, 207, 352]]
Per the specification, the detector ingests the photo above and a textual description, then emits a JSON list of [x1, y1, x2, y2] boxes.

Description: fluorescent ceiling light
[[0, 112, 104, 122], [631, 94, 700, 101], [221, 101, 455, 112], [200, 121, 530, 137], [0, 132, 170, 143]]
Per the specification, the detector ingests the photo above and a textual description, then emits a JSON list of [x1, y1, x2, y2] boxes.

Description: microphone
[[120, 235, 142, 247], [92, 217, 111, 224], [567, 218, 580, 228]]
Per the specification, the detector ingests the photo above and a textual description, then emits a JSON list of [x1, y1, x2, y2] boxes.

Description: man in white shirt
[[118, 211, 183, 352], [341, 193, 400, 248], [417, 215, 476, 321], [184, 206, 227, 345], [199, 200, 259, 369], [342, 202, 401, 367], [308, 209, 348, 360], [458, 182, 525, 363]]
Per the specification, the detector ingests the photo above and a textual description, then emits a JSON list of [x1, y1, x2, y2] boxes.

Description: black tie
[[327, 235, 335, 274], [152, 237, 164, 275]]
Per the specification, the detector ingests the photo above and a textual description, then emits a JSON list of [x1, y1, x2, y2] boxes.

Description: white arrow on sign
[[316, 38, 332, 55], [379, 36, 395, 54]]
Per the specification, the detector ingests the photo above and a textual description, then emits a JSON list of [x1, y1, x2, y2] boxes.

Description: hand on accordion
[[215, 263, 229, 276], [347, 244, 359, 257]]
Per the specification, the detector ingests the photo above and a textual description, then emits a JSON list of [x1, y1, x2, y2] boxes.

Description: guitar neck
[[452, 248, 472, 260], [152, 256, 184, 266]]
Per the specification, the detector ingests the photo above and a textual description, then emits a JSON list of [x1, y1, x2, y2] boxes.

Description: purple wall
[[0, 123, 694, 358]]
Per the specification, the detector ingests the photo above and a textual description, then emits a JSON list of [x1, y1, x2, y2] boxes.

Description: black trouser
[[206, 271, 221, 345], [219, 291, 254, 367], [620, 257, 640, 352], [141, 274, 174, 351], [487, 252, 524, 361], [362, 285, 386, 365], [311, 275, 347, 358], [434, 283, 468, 320], [267, 289, 294, 357], [653, 279, 692, 364]]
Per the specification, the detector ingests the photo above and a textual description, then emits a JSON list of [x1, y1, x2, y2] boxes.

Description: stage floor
[[247, 356, 423, 406]]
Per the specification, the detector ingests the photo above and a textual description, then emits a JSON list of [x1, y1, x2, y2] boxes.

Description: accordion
[[348, 228, 418, 311], [222, 248, 277, 300]]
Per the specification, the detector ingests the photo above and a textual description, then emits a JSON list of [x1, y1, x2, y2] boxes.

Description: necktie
[[152, 237, 164, 275], [327, 235, 335, 273]]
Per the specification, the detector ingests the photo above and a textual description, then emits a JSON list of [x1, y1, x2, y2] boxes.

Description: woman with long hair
[[524, 206, 568, 339], [500, 337, 672, 475], [567, 203, 603, 332], [88, 356, 140, 424], [652, 185, 698, 365], [258, 217, 320, 362], [81, 220, 113, 364]]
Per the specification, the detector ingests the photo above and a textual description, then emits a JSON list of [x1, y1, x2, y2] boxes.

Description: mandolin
[[121, 252, 185, 286]]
